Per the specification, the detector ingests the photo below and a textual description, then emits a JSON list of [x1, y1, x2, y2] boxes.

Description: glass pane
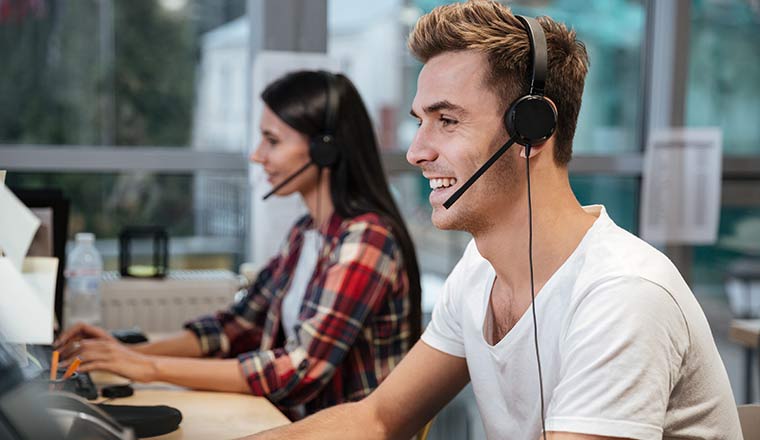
[[570, 175, 639, 234], [686, 0, 760, 155], [0, 0, 248, 149], [328, 0, 645, 153], [5, 171, 249, 271], [694, 207, 760, 296], [328, 0, 406, 152]]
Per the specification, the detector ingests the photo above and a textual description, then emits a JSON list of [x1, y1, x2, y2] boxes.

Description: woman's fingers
[[61, 339, 114, 367], [55, 322, 111, 348]]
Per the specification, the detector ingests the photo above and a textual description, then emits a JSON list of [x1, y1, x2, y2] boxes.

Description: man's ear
[[520, 142, 549, 159]]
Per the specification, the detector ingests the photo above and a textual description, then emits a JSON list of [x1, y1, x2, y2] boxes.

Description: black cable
[[316, 168, 323, 254], [526, 145, 547, 440]]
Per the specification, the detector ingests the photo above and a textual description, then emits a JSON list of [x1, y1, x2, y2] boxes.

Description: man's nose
[[406, 128, 438, 167]]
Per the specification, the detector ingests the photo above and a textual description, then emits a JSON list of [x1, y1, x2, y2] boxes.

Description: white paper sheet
[[640, 128, 723, 245], [0, 257, 57, 344], [0, 183, 41, 270]]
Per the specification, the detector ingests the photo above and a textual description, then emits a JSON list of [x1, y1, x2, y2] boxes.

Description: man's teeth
[[429, 178, 457, 189]]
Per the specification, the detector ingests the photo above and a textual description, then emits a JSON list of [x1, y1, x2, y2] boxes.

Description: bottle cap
[[75, 232, 95, 243]]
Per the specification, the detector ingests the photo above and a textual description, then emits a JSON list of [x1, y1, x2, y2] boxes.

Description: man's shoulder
[[580, 219, 683, 288]]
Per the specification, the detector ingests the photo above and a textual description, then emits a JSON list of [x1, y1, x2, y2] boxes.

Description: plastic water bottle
[[65, 233, 103, 326]]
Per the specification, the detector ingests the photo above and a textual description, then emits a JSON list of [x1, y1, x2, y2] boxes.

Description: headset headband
[[321, 71, 339, 136], [516, 16, 547, 96]]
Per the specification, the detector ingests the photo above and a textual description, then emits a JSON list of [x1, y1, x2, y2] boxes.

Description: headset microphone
[[443, 137, 516, 209], [261, 160, 315, 200]]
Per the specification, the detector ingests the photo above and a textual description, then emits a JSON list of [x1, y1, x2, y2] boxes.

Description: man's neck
[[473, 178, 596, 300]]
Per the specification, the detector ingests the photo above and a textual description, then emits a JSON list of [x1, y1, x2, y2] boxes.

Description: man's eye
[[440, 117, 457, 127]]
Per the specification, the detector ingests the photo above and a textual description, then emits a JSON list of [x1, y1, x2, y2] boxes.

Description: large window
[[1, 0, 250, 270], [0, 0, 248, 149], [686, 0, 760, 155], [686, 0, 760, 295], [5, 171, 249, 270]]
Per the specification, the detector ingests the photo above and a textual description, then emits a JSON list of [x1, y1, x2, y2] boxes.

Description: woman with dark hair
[[55, 70, 422, 419]]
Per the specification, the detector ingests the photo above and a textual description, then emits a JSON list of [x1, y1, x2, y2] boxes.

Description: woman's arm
[[70, 338, 249, 393], [131, 330, 203, 357]]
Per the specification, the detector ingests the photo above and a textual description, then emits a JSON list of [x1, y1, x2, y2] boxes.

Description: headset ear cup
[[309, 135, 341, 168], [504, 95, 557, 146]]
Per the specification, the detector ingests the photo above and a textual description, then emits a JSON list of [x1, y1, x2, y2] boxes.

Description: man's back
[[422, 205, 741, 439]]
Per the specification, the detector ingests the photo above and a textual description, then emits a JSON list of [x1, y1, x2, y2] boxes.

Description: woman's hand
[[54, 322, 118, 358], [61, 338, 158, 383]]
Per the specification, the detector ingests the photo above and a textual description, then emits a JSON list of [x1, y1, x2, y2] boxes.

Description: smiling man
[[248, 1, 741, 439]]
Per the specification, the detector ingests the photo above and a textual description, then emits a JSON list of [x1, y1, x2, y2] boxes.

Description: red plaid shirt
[[184, 212, 412, 419]]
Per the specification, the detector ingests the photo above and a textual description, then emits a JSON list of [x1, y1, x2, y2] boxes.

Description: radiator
[[67, 270, 243, 333]]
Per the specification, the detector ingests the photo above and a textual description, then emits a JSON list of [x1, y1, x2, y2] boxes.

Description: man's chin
[[431, 207, 461, 231]]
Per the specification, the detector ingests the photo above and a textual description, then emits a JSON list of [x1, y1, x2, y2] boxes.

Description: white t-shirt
[[422, 205, 742, 440], [281, 229, 323, 343]]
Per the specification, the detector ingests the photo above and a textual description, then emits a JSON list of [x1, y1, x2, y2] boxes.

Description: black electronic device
[[119, 226, 169, 279], [111, 328, 149, 345], [101, 384, 135, 399], [97, 403, 182, 438], [262, 71, 342, 200]]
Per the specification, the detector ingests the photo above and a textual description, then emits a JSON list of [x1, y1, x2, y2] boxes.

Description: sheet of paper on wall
[[0, 183, 41, 270], [0, 257, 57, 344], [640, 128, 723, 245], [0, 170, 6, 183]]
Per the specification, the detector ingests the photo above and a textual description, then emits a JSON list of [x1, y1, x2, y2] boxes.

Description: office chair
[[738, 404, 760, 438]]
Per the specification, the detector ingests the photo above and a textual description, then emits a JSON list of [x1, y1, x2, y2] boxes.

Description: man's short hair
[[408, 0, 589, 165]]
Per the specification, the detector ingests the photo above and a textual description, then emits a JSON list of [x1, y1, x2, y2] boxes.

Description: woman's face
[[251, 105, 320, 197]]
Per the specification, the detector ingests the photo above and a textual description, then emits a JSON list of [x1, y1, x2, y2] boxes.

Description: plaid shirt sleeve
[[183, 252, 283, 357], [237, 220, 401, 407]]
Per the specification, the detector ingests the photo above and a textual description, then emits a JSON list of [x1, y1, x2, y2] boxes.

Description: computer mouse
[[101, 384, 134, 399]]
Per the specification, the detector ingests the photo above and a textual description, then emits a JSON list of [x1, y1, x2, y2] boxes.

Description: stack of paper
[[0, 175, 58, 344]]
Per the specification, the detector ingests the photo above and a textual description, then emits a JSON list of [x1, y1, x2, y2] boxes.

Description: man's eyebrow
[[410, 100, 467, 119]]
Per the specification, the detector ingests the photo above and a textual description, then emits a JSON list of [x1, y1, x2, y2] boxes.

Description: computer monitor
[[11, 189, 70, 330]]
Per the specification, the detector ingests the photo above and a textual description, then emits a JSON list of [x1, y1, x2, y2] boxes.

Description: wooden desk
[[91, 372, 290, 439], [729, 319, 760, 403]]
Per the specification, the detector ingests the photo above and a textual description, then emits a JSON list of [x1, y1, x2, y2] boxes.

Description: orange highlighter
[[62, 358, 81, 380], [50, 350, 60, 380]]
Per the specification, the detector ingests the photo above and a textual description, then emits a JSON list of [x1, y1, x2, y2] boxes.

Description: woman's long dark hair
[[261, 70, 422, 341]]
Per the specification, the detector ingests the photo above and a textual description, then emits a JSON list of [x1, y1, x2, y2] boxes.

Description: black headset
[[504, 15, 557, 147], [443, 15, 557, 209], [261, 71, 342, 200], [309, 71, 342, 169]]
